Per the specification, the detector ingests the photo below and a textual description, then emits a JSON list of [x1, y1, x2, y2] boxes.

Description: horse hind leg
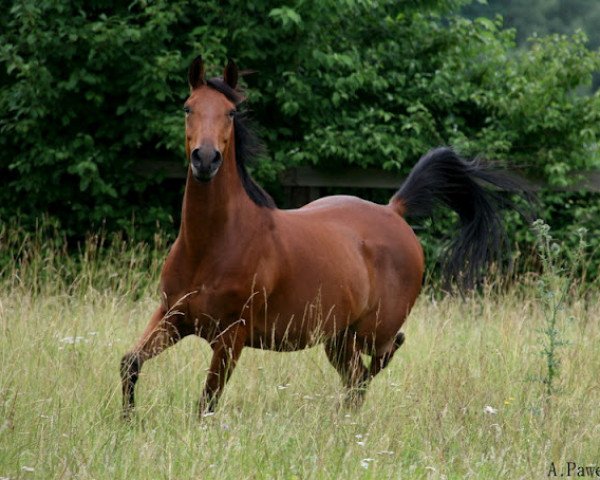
[[120, 306, 187, 419], [367, 330, 406, 380], [324, 331, 370, 408]]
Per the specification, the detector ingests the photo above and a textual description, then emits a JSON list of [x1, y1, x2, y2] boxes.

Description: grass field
[[0, 233, 598, 479]]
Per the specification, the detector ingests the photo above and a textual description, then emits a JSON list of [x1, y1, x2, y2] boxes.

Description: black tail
[[391, 147, 531, 290]]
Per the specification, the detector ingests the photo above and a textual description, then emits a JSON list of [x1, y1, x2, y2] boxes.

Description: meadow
[[0, 229, 598, 479]]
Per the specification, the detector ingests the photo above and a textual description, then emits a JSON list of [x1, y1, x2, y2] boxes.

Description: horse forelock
[[206, 78, 244, 105]]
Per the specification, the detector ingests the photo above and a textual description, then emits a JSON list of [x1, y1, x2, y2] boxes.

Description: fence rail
[[143, 160, 600, 206]]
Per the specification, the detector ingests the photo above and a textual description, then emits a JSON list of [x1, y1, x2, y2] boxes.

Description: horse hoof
[[197, 400, 217, 420], [122, 408, 134, 422], [342, 389, 366, 410]]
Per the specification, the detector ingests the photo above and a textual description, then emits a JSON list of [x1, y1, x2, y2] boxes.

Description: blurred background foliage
[[463, 0, 600, 52], [1, 0, 599, 276]]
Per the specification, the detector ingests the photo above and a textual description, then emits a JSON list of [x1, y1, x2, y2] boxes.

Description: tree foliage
[[1, 0, 599, 263]]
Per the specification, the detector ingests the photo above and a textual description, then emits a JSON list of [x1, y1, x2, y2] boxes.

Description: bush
[[1, 0, 598, 272]]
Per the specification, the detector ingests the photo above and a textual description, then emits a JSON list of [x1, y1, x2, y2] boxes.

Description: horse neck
[[179, 146, 264, 255]]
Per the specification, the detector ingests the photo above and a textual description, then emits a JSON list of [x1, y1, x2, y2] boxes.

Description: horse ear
[[223, 58, 238, 89], [188, 55, 205, 90]]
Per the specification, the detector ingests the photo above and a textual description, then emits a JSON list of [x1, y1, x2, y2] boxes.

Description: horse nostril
[[190, 148, 201, 163], [212, 150, 222, 165]]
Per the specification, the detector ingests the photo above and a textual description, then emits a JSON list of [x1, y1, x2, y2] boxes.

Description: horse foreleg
[[199, 320, 247, 416], [120, 306, 186, 419], [324, 331, 369, 408]]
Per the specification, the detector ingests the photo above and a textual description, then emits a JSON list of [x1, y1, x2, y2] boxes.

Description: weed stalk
[[531, 220, 587, 413]]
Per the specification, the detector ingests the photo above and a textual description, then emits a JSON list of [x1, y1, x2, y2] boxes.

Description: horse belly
[[246, 270, 366, 350]]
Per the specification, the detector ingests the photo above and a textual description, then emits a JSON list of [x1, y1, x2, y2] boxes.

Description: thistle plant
[[531, 219, 587, 407]]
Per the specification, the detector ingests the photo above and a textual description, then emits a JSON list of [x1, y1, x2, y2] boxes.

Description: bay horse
[[120, 56, 524, 418]]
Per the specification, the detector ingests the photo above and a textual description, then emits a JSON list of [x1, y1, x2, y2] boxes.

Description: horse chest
[[159, 251, 267, 334], [161, 276, 256, 311]]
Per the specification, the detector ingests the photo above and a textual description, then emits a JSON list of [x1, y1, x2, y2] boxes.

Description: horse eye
[[228, 109, 236, 118], [183, 106, 191, 114]]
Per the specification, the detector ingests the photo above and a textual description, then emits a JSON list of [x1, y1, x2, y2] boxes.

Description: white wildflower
[[377, 450, 394, 456], [59, 336, 87, 344]]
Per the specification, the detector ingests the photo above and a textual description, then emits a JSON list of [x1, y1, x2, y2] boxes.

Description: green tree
[[1, 0, 599, 272]]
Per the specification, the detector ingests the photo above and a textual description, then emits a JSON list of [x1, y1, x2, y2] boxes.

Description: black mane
[[206, 78, 276, 208]]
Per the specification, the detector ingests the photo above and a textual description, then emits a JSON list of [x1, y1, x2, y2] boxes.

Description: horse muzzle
[[190, 146, 223, 182]]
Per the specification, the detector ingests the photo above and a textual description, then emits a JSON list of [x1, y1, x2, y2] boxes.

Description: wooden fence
[[144, 161, 600, 207]]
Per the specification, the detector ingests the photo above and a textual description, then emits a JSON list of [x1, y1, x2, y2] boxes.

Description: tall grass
[[0, 224, 598, 479], [0, 221, 165, 298]]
